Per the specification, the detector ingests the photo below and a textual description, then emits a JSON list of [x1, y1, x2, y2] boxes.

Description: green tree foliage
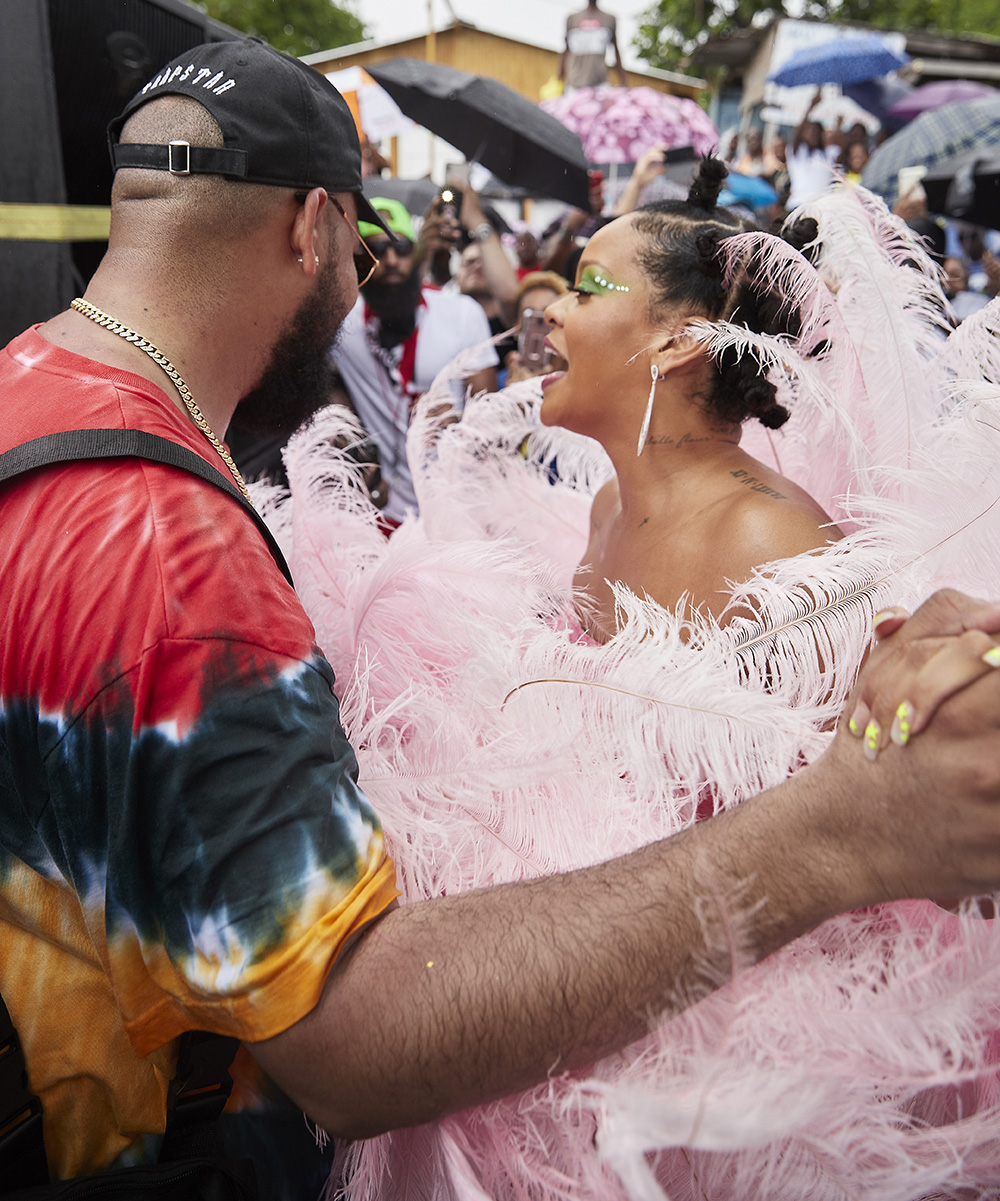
[[635, 0, 1000, 70], [195, 0, 366, 57]]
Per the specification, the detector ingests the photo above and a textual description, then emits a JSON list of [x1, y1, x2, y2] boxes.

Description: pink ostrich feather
[[264, 185, 1000, 1201]]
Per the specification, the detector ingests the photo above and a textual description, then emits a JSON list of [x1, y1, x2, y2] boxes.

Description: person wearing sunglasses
[[331, 196, 499, 530], [9, 35, 1000, 1201]]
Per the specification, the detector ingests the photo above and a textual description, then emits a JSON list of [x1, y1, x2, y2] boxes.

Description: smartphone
[[897, 165, 927, 203], [445, 162, 470, 190], [439, 187, 462, 222], [518, 310, 549, 371]]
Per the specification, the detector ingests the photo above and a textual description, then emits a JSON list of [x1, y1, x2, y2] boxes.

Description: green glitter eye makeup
[[574, 264, 631, 296]]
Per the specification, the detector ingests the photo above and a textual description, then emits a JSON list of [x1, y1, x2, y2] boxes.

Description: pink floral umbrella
[[539, 86, 718, 164]]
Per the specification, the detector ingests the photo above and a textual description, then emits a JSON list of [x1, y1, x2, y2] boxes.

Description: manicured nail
[[983, 646, 1000, 668], [873, 609, 898, 627], [864, 719, 881, 761], [890, 701, 914, 746], [848, 708, 865, 737]]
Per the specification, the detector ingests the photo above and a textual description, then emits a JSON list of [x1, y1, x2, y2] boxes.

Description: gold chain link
[[70, 297, 254, 506]]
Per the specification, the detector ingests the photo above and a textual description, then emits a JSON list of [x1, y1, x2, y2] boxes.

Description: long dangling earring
[[637, 364, 658, 456]]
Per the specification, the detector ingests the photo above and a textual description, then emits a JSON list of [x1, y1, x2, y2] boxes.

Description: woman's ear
[[652, 325, 707, 376]]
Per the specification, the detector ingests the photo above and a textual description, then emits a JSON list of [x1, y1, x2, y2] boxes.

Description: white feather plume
[[264, 185, 1000, 1201]]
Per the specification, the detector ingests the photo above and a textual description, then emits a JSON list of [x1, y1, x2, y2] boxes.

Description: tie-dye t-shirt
[[0, 328, 399, 1181]]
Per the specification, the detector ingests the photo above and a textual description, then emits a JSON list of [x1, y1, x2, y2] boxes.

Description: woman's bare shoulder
[[719, 475, 841, 574]]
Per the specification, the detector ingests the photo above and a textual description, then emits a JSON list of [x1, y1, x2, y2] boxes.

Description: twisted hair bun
[[686, 157, 728, 212], [633, 174, 800, 432]]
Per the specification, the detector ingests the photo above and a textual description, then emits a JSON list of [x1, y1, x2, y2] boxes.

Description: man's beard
[[362, 270, 422, 349], [233, 258, 352, 436]]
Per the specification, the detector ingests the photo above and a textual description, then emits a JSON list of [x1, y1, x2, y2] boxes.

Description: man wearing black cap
[[4, 35, 1000, 1199], [0, 38, 396, 1195]]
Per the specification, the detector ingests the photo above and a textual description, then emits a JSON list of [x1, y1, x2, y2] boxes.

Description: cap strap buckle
[[168, 141, 191, 176]]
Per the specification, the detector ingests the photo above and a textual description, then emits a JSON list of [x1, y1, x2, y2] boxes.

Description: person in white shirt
[[787, 91, 842, 208], [332, 198, 498, 527]]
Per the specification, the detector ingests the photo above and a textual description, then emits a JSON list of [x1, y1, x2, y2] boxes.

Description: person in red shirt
[[6, 34, 1000, 1198]]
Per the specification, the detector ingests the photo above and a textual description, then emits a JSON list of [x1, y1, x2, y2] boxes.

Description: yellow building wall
[[312, 25, 702, 102]]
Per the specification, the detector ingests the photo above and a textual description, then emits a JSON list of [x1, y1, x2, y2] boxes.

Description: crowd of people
[[2, 30, 1000, 1201]]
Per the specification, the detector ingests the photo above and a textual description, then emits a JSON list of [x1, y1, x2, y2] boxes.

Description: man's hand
[[808, 589, 1000, 904]]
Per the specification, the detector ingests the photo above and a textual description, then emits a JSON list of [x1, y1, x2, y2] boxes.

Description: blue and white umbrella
[[769, 34, 909, 88], [721, 172, 778, 210], [861, 94, 1000, 208]]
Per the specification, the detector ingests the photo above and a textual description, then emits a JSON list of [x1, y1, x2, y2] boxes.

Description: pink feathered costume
[[259, 186, 1000, 1201]]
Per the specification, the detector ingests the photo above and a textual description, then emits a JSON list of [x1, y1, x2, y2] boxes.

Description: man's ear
[[291, 187, 328, 276]]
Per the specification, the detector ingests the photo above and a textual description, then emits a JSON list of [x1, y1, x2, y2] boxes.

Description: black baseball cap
[[108, 37, 389, 232]]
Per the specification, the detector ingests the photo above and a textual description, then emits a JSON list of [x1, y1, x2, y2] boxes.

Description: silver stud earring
[[637, 364, 658, 456]]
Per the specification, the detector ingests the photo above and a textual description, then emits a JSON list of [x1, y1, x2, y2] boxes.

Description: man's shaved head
[[113, 95, 285, 242]]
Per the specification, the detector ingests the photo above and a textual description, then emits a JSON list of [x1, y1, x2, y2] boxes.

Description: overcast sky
[[348, 0, 651, 71]]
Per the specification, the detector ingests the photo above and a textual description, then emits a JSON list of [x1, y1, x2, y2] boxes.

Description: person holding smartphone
[[504, 271, 569, 384]]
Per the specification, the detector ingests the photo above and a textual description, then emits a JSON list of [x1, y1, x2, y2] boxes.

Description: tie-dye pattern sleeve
[[27, 635, 397, 1057]]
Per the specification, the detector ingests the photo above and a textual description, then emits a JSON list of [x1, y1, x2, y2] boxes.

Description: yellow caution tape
[[0, 203, 111, 241]]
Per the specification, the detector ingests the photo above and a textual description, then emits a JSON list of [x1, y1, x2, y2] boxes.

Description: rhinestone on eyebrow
[[580, 265, 630, 295]]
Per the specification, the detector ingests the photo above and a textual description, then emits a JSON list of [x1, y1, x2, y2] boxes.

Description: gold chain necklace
[[70, 297, 254, 506]]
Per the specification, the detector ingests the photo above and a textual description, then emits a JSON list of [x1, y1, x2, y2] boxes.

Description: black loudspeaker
[[0, 0, 237, 345]]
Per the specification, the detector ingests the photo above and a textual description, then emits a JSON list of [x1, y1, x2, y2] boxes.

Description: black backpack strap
[[0, 1010, 240, 1187], [0, 992, 47, 1191], [0, 429, 293, 587], [159, 1031, 241, 1162]]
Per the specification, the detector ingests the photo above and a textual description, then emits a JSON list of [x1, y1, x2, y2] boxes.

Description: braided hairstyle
[[632, 157, 811, 431]]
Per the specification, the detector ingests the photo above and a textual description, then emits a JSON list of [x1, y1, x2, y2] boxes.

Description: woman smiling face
[[540, 214, 670, 443]]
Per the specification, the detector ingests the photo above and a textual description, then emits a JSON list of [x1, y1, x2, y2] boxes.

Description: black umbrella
[[366, 57, 591, 210], [922, 147, 1000, 229]]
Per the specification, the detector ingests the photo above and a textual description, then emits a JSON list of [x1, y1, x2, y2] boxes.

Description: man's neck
[[40, 274, 275, 440]]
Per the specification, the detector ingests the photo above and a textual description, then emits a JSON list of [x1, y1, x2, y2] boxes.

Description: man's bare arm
[[249, 762, 856, 1138], [249, 619, 1000, 1142]]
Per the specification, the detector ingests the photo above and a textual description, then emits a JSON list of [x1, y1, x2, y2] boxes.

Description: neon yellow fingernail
[[848, 716, 859, 735], [864, 719, 881, 761], [983, 646, 1000, 668], [891, 701, 913, 747], [873, 609, 897, 626]]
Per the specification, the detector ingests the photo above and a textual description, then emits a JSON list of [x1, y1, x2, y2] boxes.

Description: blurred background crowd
[[5, 0, 999, 507]]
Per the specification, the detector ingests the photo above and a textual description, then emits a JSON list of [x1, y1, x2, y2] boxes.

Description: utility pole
[[426, 0, 436, 175]]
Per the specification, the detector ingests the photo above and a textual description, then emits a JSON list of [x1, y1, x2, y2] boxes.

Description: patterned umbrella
[[768, 34, 909, 87], [539, 86, 718, 165], [861, 94, 1000, 208], [887, 79, 997, 122]]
